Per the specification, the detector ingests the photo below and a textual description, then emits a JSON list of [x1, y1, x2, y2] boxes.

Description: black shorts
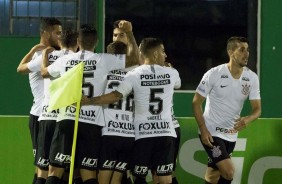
[[49, 120, 102, 171], [29, 114, 39, 157], [132, 136, 175, 177], [173, 127, 181, 171], [200, 136, 236, 169], [99, 135, 135, 173], [35, 120, 57, 170]]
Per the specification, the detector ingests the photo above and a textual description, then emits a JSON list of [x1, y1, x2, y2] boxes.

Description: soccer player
[[97, 41, 139, 184], [24, 29, 78, 184], [41, 24, 125, 184], [112, 20, 141, 65], [82, 37, 181, 184], [17, 17, 62, 184], [192, 36, 261, 184]]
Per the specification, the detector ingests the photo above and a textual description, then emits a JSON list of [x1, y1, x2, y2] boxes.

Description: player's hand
[[118, 20, 132, 32], [200, 126, 214, 148], [234, 117, 247, 131], [42, 46, 55, 55], [81, 95, 91, 106], [164, 62, 173, 67]]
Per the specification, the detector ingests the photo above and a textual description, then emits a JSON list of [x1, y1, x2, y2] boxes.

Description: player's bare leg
[[98, 170, 113, 184], [204, 167, 220, 184]]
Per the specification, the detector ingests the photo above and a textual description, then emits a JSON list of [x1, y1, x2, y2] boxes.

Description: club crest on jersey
[[211, 146, 222, 158], [241, 83, 250, 95]]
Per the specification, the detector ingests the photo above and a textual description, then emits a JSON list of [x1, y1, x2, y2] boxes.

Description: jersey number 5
[[149, 88, 164, 115], [82, 73, 94, 98]]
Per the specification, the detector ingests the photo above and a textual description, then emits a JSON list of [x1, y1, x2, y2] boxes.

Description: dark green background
[[0, 1, 282, 117]]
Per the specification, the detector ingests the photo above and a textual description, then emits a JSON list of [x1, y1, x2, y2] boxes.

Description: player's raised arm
[[17, 44, 46, 74]]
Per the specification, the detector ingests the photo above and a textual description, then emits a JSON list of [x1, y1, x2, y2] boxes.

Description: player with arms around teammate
[[42, 24, 125, 184], [97, 41, 137, 184], [192, 36, 261, 184], [82, 38, 181, 184], [17, 17, 62, 184], [25, 29, 78, 184]]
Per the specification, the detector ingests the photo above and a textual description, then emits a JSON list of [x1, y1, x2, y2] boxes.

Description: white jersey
[[27, 51, 44, 116], [171, 106, 180, 128], [48, 50, 125, 125], [102, 69, 135, 137], [28, 49, 73, 121], [117, 64, 181, 140], [196, 64, 260, 142]]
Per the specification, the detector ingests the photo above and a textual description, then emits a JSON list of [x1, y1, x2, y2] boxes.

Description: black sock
[[35, 177, 46, 184], [45, 176, 61, 184], [134, 177, 147, 184], [73, 177, 83, 184], [32, 174, 38, 184], [217, 176, 232, 184], [60, 180, 68, 184], [83, 178, 98, 184], [172, 177, 178, 184]]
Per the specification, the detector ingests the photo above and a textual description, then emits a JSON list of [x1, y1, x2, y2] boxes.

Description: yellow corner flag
[[48, 62, 84, 112], [48, 62, 84, 184]]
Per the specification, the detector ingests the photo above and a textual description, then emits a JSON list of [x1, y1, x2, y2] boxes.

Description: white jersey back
[[196, 64, 260, 141], [117, 64, 181, 140], [48, 50, 125, 125], [40, 50, 74, 121], [27, 51, 44, 116], [102, 69, 135, 137]]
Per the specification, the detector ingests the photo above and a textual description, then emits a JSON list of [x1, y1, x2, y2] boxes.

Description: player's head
[[139, 37, 167, 66], [107, 41, 127, 55], [227, 36, 249, 67], [40, 17, 62, 49], [60, 28, 78, 50], [112, 20, 128, 45], [78, 24, 98, 51]]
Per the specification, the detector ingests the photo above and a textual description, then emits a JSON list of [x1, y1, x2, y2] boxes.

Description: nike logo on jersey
[[220, 85, 228, 88]]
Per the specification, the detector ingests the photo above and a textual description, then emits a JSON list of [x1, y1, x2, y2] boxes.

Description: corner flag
[[48, 62, 84, 111], [47, 62, 84, 184]]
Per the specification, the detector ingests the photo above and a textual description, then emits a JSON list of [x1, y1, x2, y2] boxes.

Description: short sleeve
[[249, 74, 261, 100], [172, 69, 181, 89], [47, 58, 63, 78], [27, 55, 42, 72], [196, 68, 216, 98], [116, 70, 135, 97], [104, 54, 126, 72]]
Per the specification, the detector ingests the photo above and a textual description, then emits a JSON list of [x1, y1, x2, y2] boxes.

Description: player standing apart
[[192, 36, 261, 184]]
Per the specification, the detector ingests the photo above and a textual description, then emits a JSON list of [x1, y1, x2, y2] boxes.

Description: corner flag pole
[[68, 98, 81, 184]]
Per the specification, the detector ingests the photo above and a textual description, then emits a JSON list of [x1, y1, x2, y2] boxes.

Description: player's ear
[[153, 50, 158, 60], [227, 49, 233, 58]]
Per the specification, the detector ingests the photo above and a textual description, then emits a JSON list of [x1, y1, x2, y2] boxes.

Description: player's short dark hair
[[78, 24, 98, 50], [40, 17, 62, 33], [139, 37, 163, 57], [60, 28, 78, 48], [113, 20, 121, 29], [106, 41, 127, 54], [227, 36, 249, 52]]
